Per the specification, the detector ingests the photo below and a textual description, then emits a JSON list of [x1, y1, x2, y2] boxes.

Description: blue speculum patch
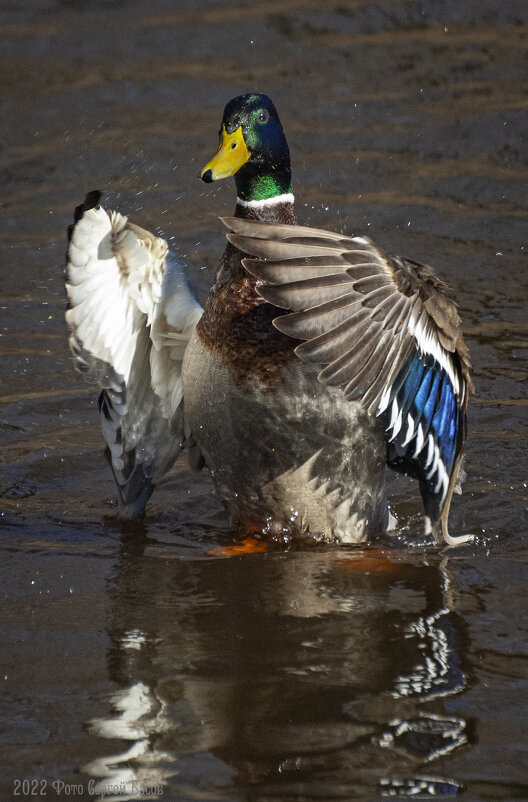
[[386, 351, 461, 518]]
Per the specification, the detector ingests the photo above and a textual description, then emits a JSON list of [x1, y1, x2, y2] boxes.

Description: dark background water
[[1, 1, 527, 800]]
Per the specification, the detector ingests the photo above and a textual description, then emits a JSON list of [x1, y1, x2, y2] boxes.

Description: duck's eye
[[258, 109, 270, 123]]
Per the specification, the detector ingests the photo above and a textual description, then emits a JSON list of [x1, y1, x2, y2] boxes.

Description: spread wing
[[223, 217, 473, 546], [65, 191, 203, 517]]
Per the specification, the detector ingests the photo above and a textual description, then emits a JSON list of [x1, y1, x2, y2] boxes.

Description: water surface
[[1, 1, 527, 799]]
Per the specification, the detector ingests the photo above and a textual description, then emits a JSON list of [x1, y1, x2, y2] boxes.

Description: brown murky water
[[1, 1, 527, 799]]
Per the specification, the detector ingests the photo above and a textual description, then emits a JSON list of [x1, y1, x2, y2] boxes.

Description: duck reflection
[[84, 540, 471, 799]]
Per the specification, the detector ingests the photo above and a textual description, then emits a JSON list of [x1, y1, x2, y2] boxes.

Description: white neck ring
[[236, 192, 295, 209]]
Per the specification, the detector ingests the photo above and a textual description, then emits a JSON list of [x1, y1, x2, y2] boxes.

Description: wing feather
[[224, 217, 472, 545], [273, 293, 366, 340], [65, 191, 203, 517]]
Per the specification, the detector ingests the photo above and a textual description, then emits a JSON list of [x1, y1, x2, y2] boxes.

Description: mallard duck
[[65, 92, 472, 545]]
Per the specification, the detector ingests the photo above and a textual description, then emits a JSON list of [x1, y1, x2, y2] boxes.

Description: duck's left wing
[[66, 192, 203, 517], [223, 217, 473, 546]]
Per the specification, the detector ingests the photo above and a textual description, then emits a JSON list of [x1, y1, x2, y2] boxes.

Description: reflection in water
[[84, 545, 471, 800]]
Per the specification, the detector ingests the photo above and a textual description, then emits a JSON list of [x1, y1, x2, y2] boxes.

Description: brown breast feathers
[[196, 200, 299, 388]]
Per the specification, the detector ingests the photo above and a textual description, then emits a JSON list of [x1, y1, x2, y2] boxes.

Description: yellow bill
[[200, 125, 250, 182]]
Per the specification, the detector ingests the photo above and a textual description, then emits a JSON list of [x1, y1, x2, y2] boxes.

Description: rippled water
[[1, 1, 527, 799]]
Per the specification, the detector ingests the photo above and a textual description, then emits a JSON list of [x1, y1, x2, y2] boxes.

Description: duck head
[[200, 93, 292, 202]]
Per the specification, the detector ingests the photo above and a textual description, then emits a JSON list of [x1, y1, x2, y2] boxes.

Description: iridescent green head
[[200, 93, 292, 202]]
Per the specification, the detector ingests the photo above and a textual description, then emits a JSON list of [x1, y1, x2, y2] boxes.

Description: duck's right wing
[[65, 191, 203, 517]]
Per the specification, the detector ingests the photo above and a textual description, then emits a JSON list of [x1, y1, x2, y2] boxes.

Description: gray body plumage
[[183, 334, 388, 541]]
